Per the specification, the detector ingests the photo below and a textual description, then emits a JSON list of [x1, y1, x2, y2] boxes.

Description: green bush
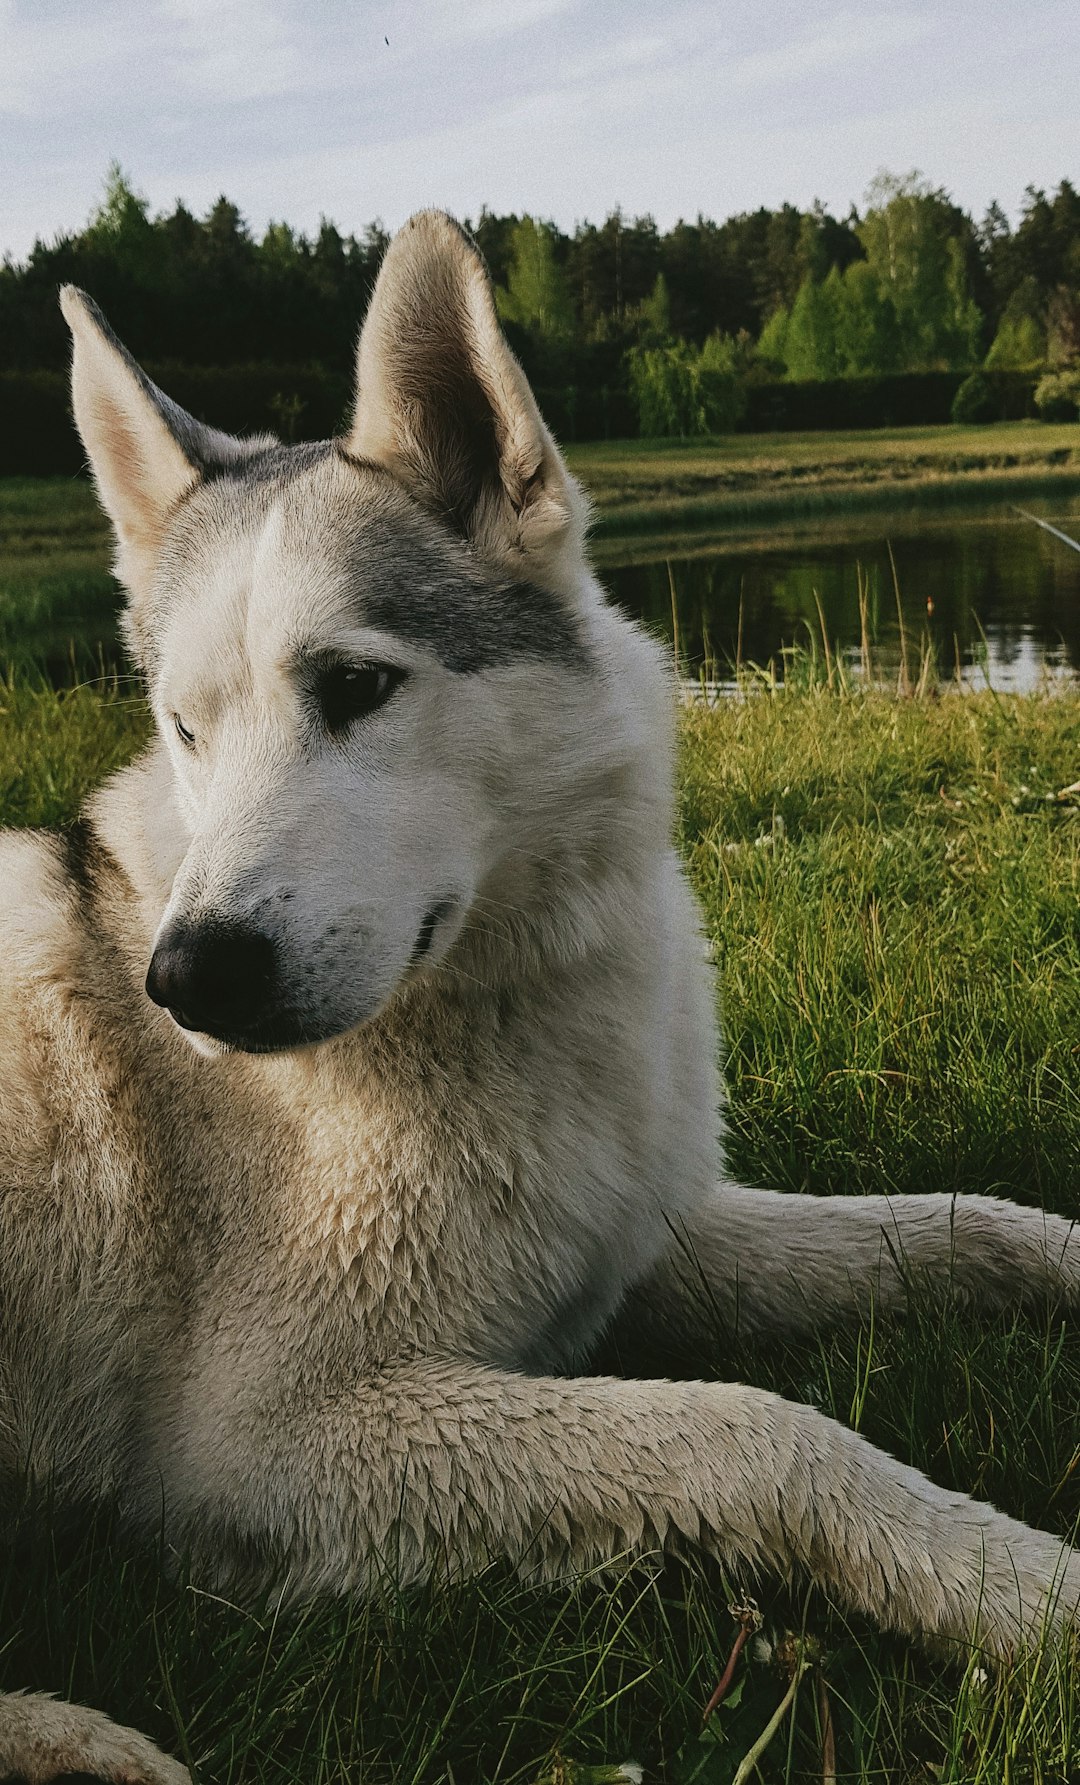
[[1033, 369, 1080, 421], [627, 337, 745, 437], [950, 370, 997, 423]]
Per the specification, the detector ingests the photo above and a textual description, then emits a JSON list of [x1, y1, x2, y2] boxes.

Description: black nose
[[146, 922, 278, 1037]]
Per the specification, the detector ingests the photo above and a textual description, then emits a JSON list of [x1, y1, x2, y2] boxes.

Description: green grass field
[[569, 420, 1080, 540], [0, 476, 119, 674], [4, 680, 1080, 1782]]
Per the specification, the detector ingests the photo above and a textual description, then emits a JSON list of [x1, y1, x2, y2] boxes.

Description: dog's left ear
[[60, 286, 263, 599], [345, 212, 584, 578]]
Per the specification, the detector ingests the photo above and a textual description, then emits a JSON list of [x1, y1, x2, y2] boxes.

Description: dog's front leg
[[215, 1360, 1078, 1655], [627, 1183, 1080, 1346], [0, 1690, 190, 1784]]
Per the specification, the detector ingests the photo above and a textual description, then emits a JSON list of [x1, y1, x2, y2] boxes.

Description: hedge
[[0, 365, 1043, 477], [0, 365, 352, 478], [741, 370, 1039, 433]]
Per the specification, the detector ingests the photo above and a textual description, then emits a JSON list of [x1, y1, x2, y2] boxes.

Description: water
[[597, 493, 1080, 694], [8, 489, 1080, 694]]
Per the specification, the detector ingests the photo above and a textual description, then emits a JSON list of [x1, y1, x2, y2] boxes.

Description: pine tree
[[634, 273, 673, 345], [85, 162, 156, 284], [495, 217, 573, 339], [756, 305, 790, 371], [782, 274, 841, 380]]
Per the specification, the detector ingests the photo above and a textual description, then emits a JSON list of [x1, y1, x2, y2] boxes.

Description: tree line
[[3, 166, 1079, 447]]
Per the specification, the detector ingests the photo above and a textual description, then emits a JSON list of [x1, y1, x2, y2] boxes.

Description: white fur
[[3, 213, 1080, 1780]]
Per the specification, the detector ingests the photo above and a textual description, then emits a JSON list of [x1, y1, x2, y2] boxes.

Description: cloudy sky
[[2, 0, 1077, 258]]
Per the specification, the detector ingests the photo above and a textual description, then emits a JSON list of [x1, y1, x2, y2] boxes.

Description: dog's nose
[[145, 922, 278, 1036]]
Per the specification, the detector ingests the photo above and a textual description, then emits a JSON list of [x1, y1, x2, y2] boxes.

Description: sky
[[2, 0, 1077, 260]]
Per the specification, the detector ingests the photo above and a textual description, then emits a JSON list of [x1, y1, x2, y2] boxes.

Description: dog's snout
[[146, 922, 278, 1038]]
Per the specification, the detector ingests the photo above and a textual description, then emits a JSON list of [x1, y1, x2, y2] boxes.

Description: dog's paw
[[0, 1691, 190, 1785]]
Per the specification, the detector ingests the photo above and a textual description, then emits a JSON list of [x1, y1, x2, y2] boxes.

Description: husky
[[2, 212, 1080, 1782]]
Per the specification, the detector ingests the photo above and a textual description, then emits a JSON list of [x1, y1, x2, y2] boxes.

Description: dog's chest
[[270, 1081, 627, 1369], [179, 1001, 671, 1382]]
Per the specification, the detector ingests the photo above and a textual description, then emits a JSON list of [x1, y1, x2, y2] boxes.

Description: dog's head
[[63, 213, 664, 1056]]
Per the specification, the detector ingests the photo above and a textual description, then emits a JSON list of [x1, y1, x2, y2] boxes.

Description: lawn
[[0, 475, 119, 677], [3, 679, 1080, 1782], [569, 420, 1080, 539]]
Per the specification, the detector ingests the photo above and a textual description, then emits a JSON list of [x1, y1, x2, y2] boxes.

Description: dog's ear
[[345, 212, 583, 578], [60, 286, 262, 594]]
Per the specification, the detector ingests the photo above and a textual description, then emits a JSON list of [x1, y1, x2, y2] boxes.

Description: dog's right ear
[[60, 287, 256, 596]]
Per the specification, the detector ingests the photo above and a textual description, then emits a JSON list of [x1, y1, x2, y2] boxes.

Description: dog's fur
[[3, 212, 1080, 1782]]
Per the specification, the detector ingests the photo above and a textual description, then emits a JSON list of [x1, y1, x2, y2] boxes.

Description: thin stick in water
[[1012, 505, 1080, 555], [886, 539, 910, 697], [857, 563, 872, 684], [736, 576, 745, 676], [667, 560, 682, 680]]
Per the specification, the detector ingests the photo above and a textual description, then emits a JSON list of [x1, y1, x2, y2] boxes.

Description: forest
[[3, 167, 1079, 461]]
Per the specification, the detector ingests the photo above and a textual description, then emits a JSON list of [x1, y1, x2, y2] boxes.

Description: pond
[[5, 485, 1080, 694], [596, 490, 1080, 694]]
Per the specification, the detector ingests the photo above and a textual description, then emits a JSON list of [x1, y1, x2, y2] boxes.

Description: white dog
[[2, 212, 1079, 1783]]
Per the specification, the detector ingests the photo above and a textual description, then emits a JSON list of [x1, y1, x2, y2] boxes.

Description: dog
[[2, 210, 1080, 1783]]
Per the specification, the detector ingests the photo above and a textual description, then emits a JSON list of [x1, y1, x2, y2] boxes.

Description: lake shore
[[3, 423, 1080, 681], [7, 418, 1080, 543], [567, 419, 1080, 547]]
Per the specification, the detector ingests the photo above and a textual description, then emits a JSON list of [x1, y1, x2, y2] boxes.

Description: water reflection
[[598, 496, 1080, 693], [8, 491, 1080, 696]]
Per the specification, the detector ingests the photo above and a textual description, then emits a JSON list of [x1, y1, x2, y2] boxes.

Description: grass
[[0, 676, 149, 822], [0, 477, 119, 675], [566, 420, 1080, 540], [5, 678, 1080, 1781]]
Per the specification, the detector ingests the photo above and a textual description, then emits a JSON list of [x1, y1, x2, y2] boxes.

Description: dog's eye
[[173, 714, 196, 748], [316, 661, 405, 734]]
